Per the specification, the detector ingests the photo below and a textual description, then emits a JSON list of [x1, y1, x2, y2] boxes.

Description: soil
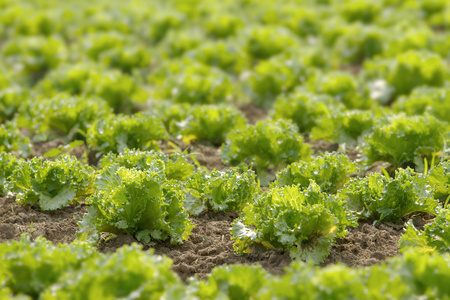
[[0, 195, 86, 244], [323, 221, 403, 267], [237, 102, 268, 124], [99, 211, 291, 281]]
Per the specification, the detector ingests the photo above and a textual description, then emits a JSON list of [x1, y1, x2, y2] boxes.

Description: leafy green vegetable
[[30, 94, 111, 141], [271, 91, 336, 134], [0, 234, 95, 299], [180, 104, 247, 146], [273, 153, 357, 194], [86, 113, 168, 155], [400, 207, 450, 253], [427, 161, 450, 200], [99, 149, 194, 181], [245, 26, 298, 60], [221, 119, 311, 174], [189, 264, 268, 300], [79, 165, 193, 244], [0, 122, 31, 157], [311, 109, 376, 146], [393, 87, 450, 123], [363, 114, 449, 169], [0, 153, 22, 196], [185, 167, 259, 215], [0, 87, 28, 123], [232, 182, 356, 263], [205, 14, 244, 38], [152, 61, 233, 105], [245, 55, 307, 108], [340, 168, 438, 223], [41, 245, 185, 300], [6, 155, 95, 210]]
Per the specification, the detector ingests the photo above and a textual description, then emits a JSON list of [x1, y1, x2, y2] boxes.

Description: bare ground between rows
[[0, 195, 423, 281]]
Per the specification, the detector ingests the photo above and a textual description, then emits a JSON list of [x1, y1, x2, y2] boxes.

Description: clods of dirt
[[323, 221, 403, 267], [0, 195, 86, 244], [99, 211, 291, 281]]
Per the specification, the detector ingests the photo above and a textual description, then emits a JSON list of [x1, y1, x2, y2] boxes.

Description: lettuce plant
[[400, 207, 450, 253], [0, 86, 28, 122], [31, 94, 111, 140], [40, 63, 148, 113], [271, 91, 335, 134], [272, 153, 357, 194], [189, 265, 268, 300], [427, 161, 450, 200], [152, 62, 233, 105], [363, 114, 449, 168], [184, 167, 259, 215], [0, 122, 31, 156], [41, 245, 185, 300], [246, 56, 307, 108], [393, 87, 450, 123], [310, 72, 372, 109], [0, 152, 22, 196], [340, 0, 381, 23], [78, 165, 193, 244], [99, 149, 194, 181], [245, 26, 298, 60], [364, 50, 445, 100], [0, 234, 95, 299], [340, 168, 438, 223], [232, 182, 356, 263], [86, 113, 168, 155], [6, 155, 95, 210], [205, 14, 244, 38], [221, 119, 311, 173], [180, 104, 247, 146], [311, 109, 376, 146]]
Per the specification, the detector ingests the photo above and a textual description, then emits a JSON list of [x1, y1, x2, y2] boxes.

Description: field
[[1, 0, 450, 298]]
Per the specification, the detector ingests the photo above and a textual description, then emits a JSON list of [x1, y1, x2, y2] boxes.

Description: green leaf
[[39, 185, 76, 210]]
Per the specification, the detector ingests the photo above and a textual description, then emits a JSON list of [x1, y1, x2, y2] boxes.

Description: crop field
[[1, 0, 450, 298]]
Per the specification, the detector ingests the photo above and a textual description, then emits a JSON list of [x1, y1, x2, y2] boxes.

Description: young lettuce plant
[[0, 153, 22, 196], [363, 114, 449, 169], [184, 167, 259, 215], [400, 207, 450, 253], [310, 109, 376, 146], [99, 149, 195, 181], [0, 121, 31, 157], [86, 113, 168, 156], [340, 168, 438, 223], [232, 181, 357, 263], [0, 234, 96, 299], [31, 94, 111, 141], [41, 245, 185, 300], [180, 104, 247, 146], [271, 91, 337, 134], [221, 119, 311, 178], [272, 153, 357, 194], [6, 155, 95, 210], [426, 161, 450, 200], [78, 165, 193, 244]]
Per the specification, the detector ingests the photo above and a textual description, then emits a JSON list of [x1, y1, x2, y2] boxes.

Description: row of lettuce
[[2, 149, 450, 263], [1, 235, 450, 299], [2, 100, 450, 172]]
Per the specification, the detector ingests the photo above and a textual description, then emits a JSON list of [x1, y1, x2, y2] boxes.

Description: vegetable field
[[1, 0, 450, 298]]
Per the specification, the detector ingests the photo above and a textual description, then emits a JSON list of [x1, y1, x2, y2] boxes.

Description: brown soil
[[0, 195, 86, 244], [238, 102, 268, 124], [323, 221, 403, 267], [99, 211, 291, 281]]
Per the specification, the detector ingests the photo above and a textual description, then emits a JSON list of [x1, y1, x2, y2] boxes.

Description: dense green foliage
[[273, 153, 357, 194], [78, 165, 193, 244], [340, 168, 438, 223], [185, 167, 259, 215], [221, 119, 311, 173], [0, 152, 21, 195], [6, 155, 95, 210], [232, 182, 356, 263]]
